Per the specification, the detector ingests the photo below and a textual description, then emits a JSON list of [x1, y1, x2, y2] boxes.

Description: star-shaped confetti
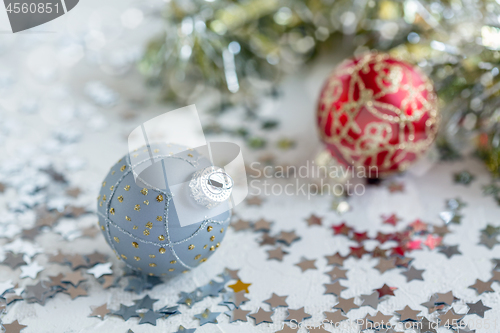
[[253, 218, 272, 232], [401, 266, 425, 282], [424, 235, 442, 249], [229, 308, 250, 322], [277, 230, 300, 246], [324, 281, 347, 296], [267, 247, 288, 261], [295, 258, 317, 272], [438, 245, 461, 258], [20, 262, 43, 279], [87, 262, 112, 278], [468, 279, 494, 295], [264, 293, 288, 308], [2, 320, 27, 333], [325, 266, 347, 281], [305, 214, 322, 226], [396, 305, 420, 322], [231, 219, 252, 231], [323, 310, 347, 324], [228, 280, 251, 293], [194, 309, 221, 325], [285, 307, 311, 322], [249, 308, 274, 325], [333, 297, 358, 314], [376, 284, 396, 298], [2, 252, 26, 269], [382, 214, 401, 226], [466, 300, 492, 318], [325, 253, 345, 266], [360, 291, 380, 309], [139, 310, 165, 326], [89, 304, 110, 320], [439, 309, 464, 328]]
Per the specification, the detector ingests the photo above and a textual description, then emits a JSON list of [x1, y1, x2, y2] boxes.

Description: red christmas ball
[[317, 52, 439, 177]]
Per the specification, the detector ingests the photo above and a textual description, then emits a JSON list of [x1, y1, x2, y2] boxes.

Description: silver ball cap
[[189, 166, 233, 209]]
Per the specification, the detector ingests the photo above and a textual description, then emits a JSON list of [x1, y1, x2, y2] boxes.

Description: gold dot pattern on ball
[[113, 237, 119, 243], [194, 254, 201, 260], [210, 246, 215, 251], [169, 268, 175, 272], [133, 225, 137, 229], [125, 216, 131, 221], [120, 165, 126, 172], [134, 204, 140, 211], [121, 254, 127, 259], [149, 263, 156, 267], [159, 248, 166, 254], [132, 242, 138, 248], [134, 256, 140, 261], [156, 195, 163, 202], [170, 260, 176, 264], [145, 222, 153, 229], [109, 208, 115, 215], [156, 216, 162, 221], [220, 228, 224, 233], [149, 254, 155, 258], [216, 242, 220, 248], [117, 195, 124, 203], [109, 185, 114, 191], [124, 185, 130, 191], [210, 236, 215, 241], [203, 245, 207, 249], [102, 182, 106, 187], [158, 235, 165, 241], [188, 244, 195, 250], [140, 188, 148, 196], [144, 200, 149, 205], [200, 258, 207, 263], [207, 226, 213, 232], [143, 229, 150, 236]]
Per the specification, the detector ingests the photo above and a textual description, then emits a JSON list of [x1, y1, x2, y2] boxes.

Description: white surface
[[0, 1, 499, 333]]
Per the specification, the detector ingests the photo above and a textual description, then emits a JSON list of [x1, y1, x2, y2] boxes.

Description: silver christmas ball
[[97, 142, 232, 277]]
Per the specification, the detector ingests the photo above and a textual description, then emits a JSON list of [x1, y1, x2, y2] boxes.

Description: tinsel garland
[[140, 0, 500, 177]]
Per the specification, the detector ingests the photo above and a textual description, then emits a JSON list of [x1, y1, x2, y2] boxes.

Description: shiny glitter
[[145, 222, 153, 229], [132, 242, 138, 248], [143, 229, 150, 236], [140, 188, 148, 195], [124, 185, 130, 191], [156, 216, 162, 221], [134, 204, 140, 211], [133, 226, 138, 229], [117, 195, 124, 203], [156, 195, 164, 202], [144, 200, 149, 205], [109, 208, 115, 215], [125, 216, 131, 221]]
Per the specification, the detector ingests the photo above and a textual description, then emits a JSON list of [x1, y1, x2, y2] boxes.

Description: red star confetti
[[424, 235, 442, 250], [352, 231, 369, 243], [406, 239, 422, 251], [376, 284, 397, 298], [332, 222, 351, 236], [409, 219, 428, 233], [382, 214, 401, 226], [349, 246, 368, 258]]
